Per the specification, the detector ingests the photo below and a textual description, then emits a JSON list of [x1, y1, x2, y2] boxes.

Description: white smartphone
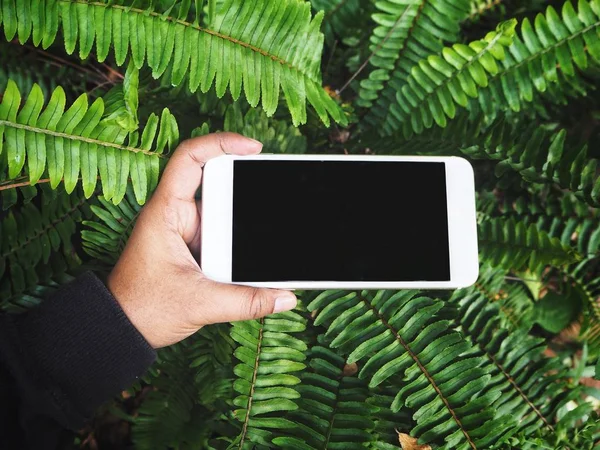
[[201, 154, 478, 290]]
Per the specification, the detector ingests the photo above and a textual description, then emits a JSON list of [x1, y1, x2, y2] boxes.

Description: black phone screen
[[232, 160, 450, 282]]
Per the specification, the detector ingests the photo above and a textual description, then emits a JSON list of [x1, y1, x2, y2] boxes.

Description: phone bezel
[[201, 154, 478, 289]]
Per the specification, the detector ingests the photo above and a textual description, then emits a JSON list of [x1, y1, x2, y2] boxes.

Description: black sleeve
[[0, 272, 157, 450]]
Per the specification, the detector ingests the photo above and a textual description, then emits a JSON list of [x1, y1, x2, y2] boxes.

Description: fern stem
[[338, 2, 420, 94], [0, 120, 162, 158], [239, 317, 265, 449], [61, 0, 312, 80], [472, 283, 555, 432], [322, 375, 342, 449], [14, 41, 112, 85], [360, 293, 477, 449], [1, 195, 88, 260], [0, 178, 51, 190]]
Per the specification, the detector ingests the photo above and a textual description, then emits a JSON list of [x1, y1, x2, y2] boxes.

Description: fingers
[[196, 278, 297, 324], [156, 132, 263, 202]]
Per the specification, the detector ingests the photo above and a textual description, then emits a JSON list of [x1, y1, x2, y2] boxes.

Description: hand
[[107, 133, 297, 348]]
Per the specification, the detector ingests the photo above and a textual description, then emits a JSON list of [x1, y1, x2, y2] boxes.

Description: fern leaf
[[478, 216, 582, 272], [0, 0, 347, 127], [272, 343, 377, 449], [451, 276, 589, 438], [81, 186, 141, 265], [0, 80, 178, 204], [382, 20, 517, 136], [133, 347, 197, 450], [308, 290, 514, 449], [133, 326, 234, 450], [359, 0, 471, 129], [222, 103, 307, 154], [0, 189, 88, 303], [231, 310, 307, 448], [1, 271, 75, 313], [474, 0, 600, 119]]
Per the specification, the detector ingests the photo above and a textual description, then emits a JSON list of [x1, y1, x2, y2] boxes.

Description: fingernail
[[246, 137, 262, 146], [274, 295, 297, 313]]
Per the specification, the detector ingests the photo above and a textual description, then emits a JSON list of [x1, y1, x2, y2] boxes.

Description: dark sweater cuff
[[12, 271, 156, 428]]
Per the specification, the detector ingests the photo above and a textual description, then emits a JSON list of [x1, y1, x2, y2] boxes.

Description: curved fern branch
[[383, 20, 517, 136], [478, 217, 582, 273], [0, 80, 178, 204], [364, 115, 600, 207], [0, 190, 88, 302], [451, 271, 588, 437], [0, 271, 76, 313], [308, 290, 515, 449], [82, 186, 141, 265], [359, 0, 472, 129], [132, 326, 235, 450], [0, 0, 347, 127], [474, 0, 600, 118]]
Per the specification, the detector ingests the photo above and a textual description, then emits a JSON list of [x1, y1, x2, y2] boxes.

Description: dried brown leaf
[[396, 430, 431, 450], [343, 362, 358, 376]]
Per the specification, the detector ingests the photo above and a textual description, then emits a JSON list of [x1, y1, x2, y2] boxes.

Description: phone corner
[[456, 265, 480, 289]]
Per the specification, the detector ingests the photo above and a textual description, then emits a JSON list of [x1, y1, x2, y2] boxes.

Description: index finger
[[155, 132, 263, 202]]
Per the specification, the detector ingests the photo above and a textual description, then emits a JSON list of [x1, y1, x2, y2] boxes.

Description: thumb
[[196, 278, 297, 324]]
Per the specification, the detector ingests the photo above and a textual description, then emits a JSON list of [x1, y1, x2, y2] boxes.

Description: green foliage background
[[1, 0, 600, 448]]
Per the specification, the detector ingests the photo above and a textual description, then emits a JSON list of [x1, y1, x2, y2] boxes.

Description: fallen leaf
[[396, 429, 432, 450], [343, 362, 358, 376]]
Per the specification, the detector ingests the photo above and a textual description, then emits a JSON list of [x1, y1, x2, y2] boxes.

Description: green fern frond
[[0, 189, 88, 301], [223, 103, 307, 154], [465, 123, 600, 207], [474, 0, 600, 119], [231, 310, 307, 449], [272, 344, 377, 449], [132, 325, 235, 450], [0, 0, 347, 127], [365, 114, 600, 206], [381, 20, 516, 136], [308, 290, 515, 449], [495, 281, 536, 331], [0, 80, 178, 204], [0, 270, 75, 313], [81, 186, 141, 265], [0, 176, 57, 210], [133, 345, 198, 450], [478, 216, 582, 273], [451, 278, 583, 438], [359, 0, 472, 125]]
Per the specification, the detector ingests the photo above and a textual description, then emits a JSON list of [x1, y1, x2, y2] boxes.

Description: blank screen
[[232, 160, 450, 282]]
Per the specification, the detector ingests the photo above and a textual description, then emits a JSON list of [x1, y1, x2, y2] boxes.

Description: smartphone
[[201, 155, 478, 290]]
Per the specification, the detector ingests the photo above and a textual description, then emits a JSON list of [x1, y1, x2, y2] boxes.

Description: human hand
[[107, 133, 297, 348]]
